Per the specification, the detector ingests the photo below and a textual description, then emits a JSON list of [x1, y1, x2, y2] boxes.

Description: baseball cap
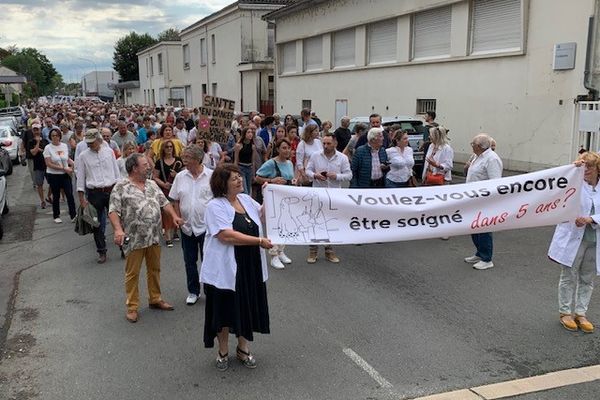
[[85, 128, 101, 143]]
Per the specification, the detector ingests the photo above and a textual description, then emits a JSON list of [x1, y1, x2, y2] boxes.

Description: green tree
[[113, 32, 157, 81], [19, 47, 59, 93], [157, 28, 181, 41], [1, 53, 44, 96]]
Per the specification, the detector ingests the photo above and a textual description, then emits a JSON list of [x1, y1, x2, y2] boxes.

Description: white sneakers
[[54, 217, 63, 224], [464, 255, 481, 263], [473, 260, 494, 270], [271, 252, 292, 269], [278, 252, 292, 264], [186, 293, 199, 305], [271, 256, 285, 269]]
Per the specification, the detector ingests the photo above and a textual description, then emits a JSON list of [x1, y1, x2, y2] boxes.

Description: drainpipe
[[584, 15, 599, 99]]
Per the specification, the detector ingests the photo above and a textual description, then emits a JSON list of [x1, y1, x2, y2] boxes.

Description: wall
[[274, 0, 595, 172]]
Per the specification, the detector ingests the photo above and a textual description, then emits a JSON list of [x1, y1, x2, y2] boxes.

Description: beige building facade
[[268, 0, 598, 172]]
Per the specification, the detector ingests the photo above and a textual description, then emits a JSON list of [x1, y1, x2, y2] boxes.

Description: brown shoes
[[149, 300, 174, 311], [575, 315, 595, 333], [560, 314, 578, 331], [325, 250, 340, 263], [97, 254, 107, 264], [126, 310, 138, 323]]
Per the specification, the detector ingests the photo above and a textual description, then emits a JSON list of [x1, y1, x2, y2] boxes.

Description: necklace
[[242, 213, 253, 225]]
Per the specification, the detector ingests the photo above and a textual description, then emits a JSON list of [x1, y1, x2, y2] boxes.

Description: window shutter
[[368, 19, 397, 64], [282, 41, 296, 73], [472, 0, 522, 53], [413, 6, 451, 59], [333, 29, 355, 67], [304, 36, 323, 71]]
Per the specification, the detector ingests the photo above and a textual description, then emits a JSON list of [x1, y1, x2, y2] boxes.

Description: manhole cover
[[0, 205, 36, 243]]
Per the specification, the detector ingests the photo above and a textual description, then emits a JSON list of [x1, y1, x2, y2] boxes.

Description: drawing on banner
[[271, 190, 338, 243]]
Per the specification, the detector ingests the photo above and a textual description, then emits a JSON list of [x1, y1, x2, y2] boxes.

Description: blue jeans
[[181, 231, 205, 296], [239, 164, 253, 195], [471, 232, 493, 262], [385, 178, 409, 188]]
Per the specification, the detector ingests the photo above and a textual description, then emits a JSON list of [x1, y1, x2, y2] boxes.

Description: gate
[[573, 101, 600, 158]]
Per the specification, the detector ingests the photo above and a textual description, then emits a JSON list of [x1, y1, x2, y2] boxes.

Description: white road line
[[343, 347, 393, 389]]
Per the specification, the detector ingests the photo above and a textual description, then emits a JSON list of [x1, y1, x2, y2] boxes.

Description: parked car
[[0, 143, 11, 176], [0, 125, 21, 165], [0, 146, 9, 240], [348, 116, 425, 176]]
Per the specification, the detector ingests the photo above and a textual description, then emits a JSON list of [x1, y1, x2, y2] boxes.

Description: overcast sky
[[0, 0, 233, 83]]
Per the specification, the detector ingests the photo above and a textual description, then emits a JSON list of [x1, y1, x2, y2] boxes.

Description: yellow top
[[151, 138, 184, 161]]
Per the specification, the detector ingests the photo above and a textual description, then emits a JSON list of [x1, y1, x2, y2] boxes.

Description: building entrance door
[[335, 99, 348, 129]]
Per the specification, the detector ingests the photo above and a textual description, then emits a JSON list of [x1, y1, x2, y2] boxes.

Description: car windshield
[[0, 127, 10, 138]]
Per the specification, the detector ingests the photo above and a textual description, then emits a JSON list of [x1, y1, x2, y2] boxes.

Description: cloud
[[0, 0, 233, 82]]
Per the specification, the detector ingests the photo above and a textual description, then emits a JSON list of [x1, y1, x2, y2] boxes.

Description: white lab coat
[[548, 182, 600, 275]]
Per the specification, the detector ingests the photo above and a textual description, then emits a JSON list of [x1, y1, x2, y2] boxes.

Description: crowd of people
[[13, 99, 600, 371]]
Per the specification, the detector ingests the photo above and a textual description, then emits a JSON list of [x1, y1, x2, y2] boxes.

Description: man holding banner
[[464, 134, 503, 270]]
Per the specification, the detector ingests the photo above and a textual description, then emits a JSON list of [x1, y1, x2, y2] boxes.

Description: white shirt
[[174, 127, 189, 146], [422, 143, 454, 182], [200, 194, 268, 290], [168, 168, 213, 236], [202, 142, 222, 170], [370, 146, 383, 180], [43, 142, 70, 174], [296, 139, 323, 170], [386, 146, 414, 183], [466, 148, 503, 183], [306, 150, 352, 188], [75, 145, 120, 191]]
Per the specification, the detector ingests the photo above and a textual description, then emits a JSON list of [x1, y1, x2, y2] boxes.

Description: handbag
[[424, 171, 445, 186]]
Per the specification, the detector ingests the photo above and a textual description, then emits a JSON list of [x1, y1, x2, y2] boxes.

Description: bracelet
[[258, 237, 262, 246]]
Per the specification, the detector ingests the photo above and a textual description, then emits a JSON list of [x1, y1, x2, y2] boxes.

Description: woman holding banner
[[548, 152, 600, 334]]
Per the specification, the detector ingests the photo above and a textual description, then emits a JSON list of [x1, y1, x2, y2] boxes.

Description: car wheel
[[12, 154, 20, 165], [6, 162, 13, 176], [0, 218, 3, 241], [2, 202, 8, 215]]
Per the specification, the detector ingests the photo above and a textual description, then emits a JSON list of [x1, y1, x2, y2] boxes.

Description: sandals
[[216, 351, 229, 371], [236, 347, 257, 369]]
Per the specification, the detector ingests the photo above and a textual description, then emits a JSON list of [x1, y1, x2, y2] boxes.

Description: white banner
[[263, 165, 584, 245]]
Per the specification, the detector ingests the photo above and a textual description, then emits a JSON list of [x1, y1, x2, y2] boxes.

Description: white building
[[137, 41, 185, 106], [81, 70, 120, 100], [267, 0, 600, 172], [178, 0, 293, 112], [0, 65, 26, 104], [109, 81, 142, 105]]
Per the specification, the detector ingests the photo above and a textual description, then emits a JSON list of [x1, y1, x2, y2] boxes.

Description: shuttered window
[[471, 0, 522, 54], [304, 36, 323, 71], [368, 18, 397, 64], [333, 28, 355, 68], [281, 41, 296, 74], [412, 6, 451, 59]]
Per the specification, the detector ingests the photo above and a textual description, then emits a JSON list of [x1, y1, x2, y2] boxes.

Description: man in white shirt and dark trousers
[[169, 145, 213, 305], [76, 129, 121, 264], [305, 134, 352, 263], [464, 134, 503, 270]]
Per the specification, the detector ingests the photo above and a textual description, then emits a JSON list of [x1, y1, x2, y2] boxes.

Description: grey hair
[[184, 144, 205, 162], [472, 134, 492, 150], [126, 153, 144, 174], [367, 127, 384, 142]]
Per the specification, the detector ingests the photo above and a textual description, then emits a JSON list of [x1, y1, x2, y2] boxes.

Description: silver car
[[0, 124, 21, 164], [0, 166, 8, 240]]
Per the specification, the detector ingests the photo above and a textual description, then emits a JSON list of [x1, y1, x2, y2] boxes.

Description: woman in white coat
[[422, 126, 453, 185], [548, 151, 600, 333]]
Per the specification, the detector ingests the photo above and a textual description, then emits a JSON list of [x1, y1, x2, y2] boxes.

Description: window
[[333, 29, 355, 68], [183, 44, 190, 69], [158, 53, 163, 74], [149, 56, 154, 75], [471, 0, 522, 54], [145, 58, 149, 77], [412, 6, 451, 59], [202, 84, 207, 96], [302, 99, 312, 110], [126, 91, 132, 98], [267, 24, 275, 59], [211, 34, 216, 63], [200, 38, 207, 65], [303, 36, 322, 71], [212, 83, 217, 96], [368, 18, 397, 64], [185, 85, 192, 106], [416, 99, 437, 115], [281, 41, 296, 74]]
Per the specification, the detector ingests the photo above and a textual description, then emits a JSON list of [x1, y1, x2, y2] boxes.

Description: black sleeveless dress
[[203, 212, 270, 348]]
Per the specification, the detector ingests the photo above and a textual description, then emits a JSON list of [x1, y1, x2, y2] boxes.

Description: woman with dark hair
[[43, 127, 76, 223], [285, 124, 300, 166], [201, 164, 273, 371], [284, 114, 297, 128], [234, 127, 256, 195], [385, 129, 415, 188], [265, 125, 287, 159], [148, 124, 184, 161], [153, 139, 183, 247]]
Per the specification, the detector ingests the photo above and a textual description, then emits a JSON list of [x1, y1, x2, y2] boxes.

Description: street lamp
[[78, 57, 98, 96]]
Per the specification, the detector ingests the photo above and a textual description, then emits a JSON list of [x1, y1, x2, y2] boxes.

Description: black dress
[[203, 212, 270, 348]]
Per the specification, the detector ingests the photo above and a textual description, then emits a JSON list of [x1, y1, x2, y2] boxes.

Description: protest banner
[[263, 165, 584, 245], [197, 95, 235, 143]]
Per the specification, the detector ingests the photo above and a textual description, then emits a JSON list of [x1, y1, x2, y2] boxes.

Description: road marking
[[343, 347, 393, 389], [410, 364, 600, 399]]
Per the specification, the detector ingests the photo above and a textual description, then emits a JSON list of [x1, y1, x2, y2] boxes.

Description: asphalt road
[[1, 165, 600, 400]]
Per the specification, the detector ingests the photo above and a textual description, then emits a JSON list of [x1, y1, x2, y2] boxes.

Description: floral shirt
[[109, 179, 169, 255]]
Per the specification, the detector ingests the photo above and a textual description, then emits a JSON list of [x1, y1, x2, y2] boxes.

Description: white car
[[0, 168, 8, 240], [0, 125, 21, 164]]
